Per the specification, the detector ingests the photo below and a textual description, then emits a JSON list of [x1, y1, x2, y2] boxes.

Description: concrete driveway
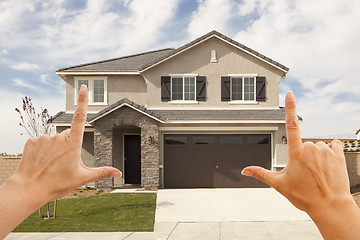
[[155, 188, 311, 222], [154, 188, 322, 240], [6, 188, 323, 240]]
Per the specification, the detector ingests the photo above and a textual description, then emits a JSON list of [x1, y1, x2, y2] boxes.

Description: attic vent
[[210, 50, 217, 63]]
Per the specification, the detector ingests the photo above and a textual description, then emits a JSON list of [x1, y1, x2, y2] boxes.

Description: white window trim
[[170, 75, 198, 103], [74, 76, 108, 105], [229, 75, 257, 103]]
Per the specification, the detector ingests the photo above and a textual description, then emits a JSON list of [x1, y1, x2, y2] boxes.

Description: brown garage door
[[164, 134, 271, 188]]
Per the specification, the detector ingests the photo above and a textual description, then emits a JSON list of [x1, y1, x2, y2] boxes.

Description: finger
[[285, 91, 302, 152], [70, 85, 88, 146], [82, 167, 122, 184], [329, 140, 345, 156], [242, 166, 279, 188]]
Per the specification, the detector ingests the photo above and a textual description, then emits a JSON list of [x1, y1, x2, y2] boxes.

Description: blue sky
[[1, 0, 359, 153]]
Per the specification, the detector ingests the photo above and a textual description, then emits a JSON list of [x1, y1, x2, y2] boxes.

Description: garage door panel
[[164, 134, 271, 188]]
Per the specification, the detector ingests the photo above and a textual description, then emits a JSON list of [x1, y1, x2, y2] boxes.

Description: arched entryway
[[93, 105, 160, 189]]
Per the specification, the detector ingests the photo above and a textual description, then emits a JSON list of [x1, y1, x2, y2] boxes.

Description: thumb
[[242, 166, 279, 188], [84, 167, 122, 183]]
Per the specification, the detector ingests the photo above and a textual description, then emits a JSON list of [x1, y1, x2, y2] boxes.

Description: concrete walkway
[[5, 189, 323, 240]]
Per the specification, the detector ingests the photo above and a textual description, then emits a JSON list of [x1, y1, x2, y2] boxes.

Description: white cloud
[[1, 49, 9, 55], [234, 0, 360, 137], [13, 78, 39, 90], [187, 0, 235, 38], [39, 74, 51, 85], [34, 0, 180, 67], [10, 62, 41, 71]]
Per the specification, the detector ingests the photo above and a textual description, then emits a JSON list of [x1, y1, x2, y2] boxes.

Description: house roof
[[56, 30, 289, 74], [87, 98, 165, 123], [151, 109, 287, 122], [51, 111, 95, 124], [52, 98, 290, 125], [56, 48, 175, 73]]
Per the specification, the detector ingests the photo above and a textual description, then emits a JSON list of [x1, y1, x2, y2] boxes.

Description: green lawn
[[13, 193, 157, 232]]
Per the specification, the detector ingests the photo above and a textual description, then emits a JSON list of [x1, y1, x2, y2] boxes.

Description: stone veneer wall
[[345, 152, 360, 187], [94, 106, 160, 189], [0, 153, 21, 185]]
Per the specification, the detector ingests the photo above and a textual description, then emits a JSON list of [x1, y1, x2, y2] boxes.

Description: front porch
[[90, 103, 161, 189]]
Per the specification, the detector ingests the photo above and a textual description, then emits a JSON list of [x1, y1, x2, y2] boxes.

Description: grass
[[13, 193, 157, 232]]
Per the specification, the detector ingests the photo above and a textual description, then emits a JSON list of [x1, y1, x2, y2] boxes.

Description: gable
[[143, 36, 285, 78], [141, 30, 288, 74]]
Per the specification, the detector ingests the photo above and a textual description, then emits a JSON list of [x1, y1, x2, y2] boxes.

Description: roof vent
[[210, 50, 217, 63]]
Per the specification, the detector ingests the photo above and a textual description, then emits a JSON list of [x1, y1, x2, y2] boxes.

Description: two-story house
[[53, 30, 289, 189]]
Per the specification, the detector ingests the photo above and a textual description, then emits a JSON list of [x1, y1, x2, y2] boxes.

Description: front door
[[124, 135, 141, 184]]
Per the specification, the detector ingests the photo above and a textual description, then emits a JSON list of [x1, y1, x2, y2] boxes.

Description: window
[[220, 136, 243, 144], [192, 136, 215, 144], [93, 80, 104, 103], [75, 77, 107, 105], [171, 76, 196, 101], [231, 77, 255, 101], [221, 76, 265, 102], [165, 136, 187, 145], [247, 135, 269, 144]]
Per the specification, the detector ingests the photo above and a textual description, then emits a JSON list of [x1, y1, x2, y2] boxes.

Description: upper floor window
[[161, 75, 206, 102], [231, 77, 255, 101], [221, 75, 266, 102], [75, 77, 107, 105], [171, 76, 196, 101]]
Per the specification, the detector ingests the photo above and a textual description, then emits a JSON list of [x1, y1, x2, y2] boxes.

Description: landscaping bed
[[13, 192, 157, 232], [59, 187, 111, 199]]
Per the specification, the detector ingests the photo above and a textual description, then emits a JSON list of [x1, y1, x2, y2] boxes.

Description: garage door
[[164, 134, 271, 188]]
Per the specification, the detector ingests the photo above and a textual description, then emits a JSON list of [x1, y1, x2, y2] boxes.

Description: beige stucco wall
[[65, 75, 147, 112], [0, 154, 21, 185], [142, 37, 285, 110], [274, 124, 288, 166]]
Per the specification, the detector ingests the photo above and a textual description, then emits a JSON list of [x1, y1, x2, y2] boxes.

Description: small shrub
[[73, 193, 77, 196], [95, 189, 104, 195], [78, 190, 83, 193]]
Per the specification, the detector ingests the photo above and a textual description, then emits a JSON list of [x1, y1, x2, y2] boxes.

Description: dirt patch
[[59, 188, 112, 200]]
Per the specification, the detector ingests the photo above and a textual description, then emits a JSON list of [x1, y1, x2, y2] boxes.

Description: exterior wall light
[[147, 136, 153, 145], [282, 136, 287, 144]]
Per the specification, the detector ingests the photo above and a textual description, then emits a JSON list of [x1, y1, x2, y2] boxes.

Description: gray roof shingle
[[51, 111, 96, 123], [52, 98, 289, 124], [56, 48, 174, 72], [151, 109, 286, 121], [56, 30, 289, 73]]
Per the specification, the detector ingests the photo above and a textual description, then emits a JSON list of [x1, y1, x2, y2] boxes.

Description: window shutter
[[196, 76, 206, 101], [256, 76, 266, 102], [161, 76, 171, 102], [221, 76, 231, 101]]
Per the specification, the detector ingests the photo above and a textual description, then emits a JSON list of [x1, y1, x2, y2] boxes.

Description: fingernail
[[110, 171, 122, 178], [286, 91, 295, 101], [241, 169, 251, 176], [80, 85, 87, 94]]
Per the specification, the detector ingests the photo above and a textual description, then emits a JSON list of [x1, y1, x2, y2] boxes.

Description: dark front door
[[124, 135, 141, 184]]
